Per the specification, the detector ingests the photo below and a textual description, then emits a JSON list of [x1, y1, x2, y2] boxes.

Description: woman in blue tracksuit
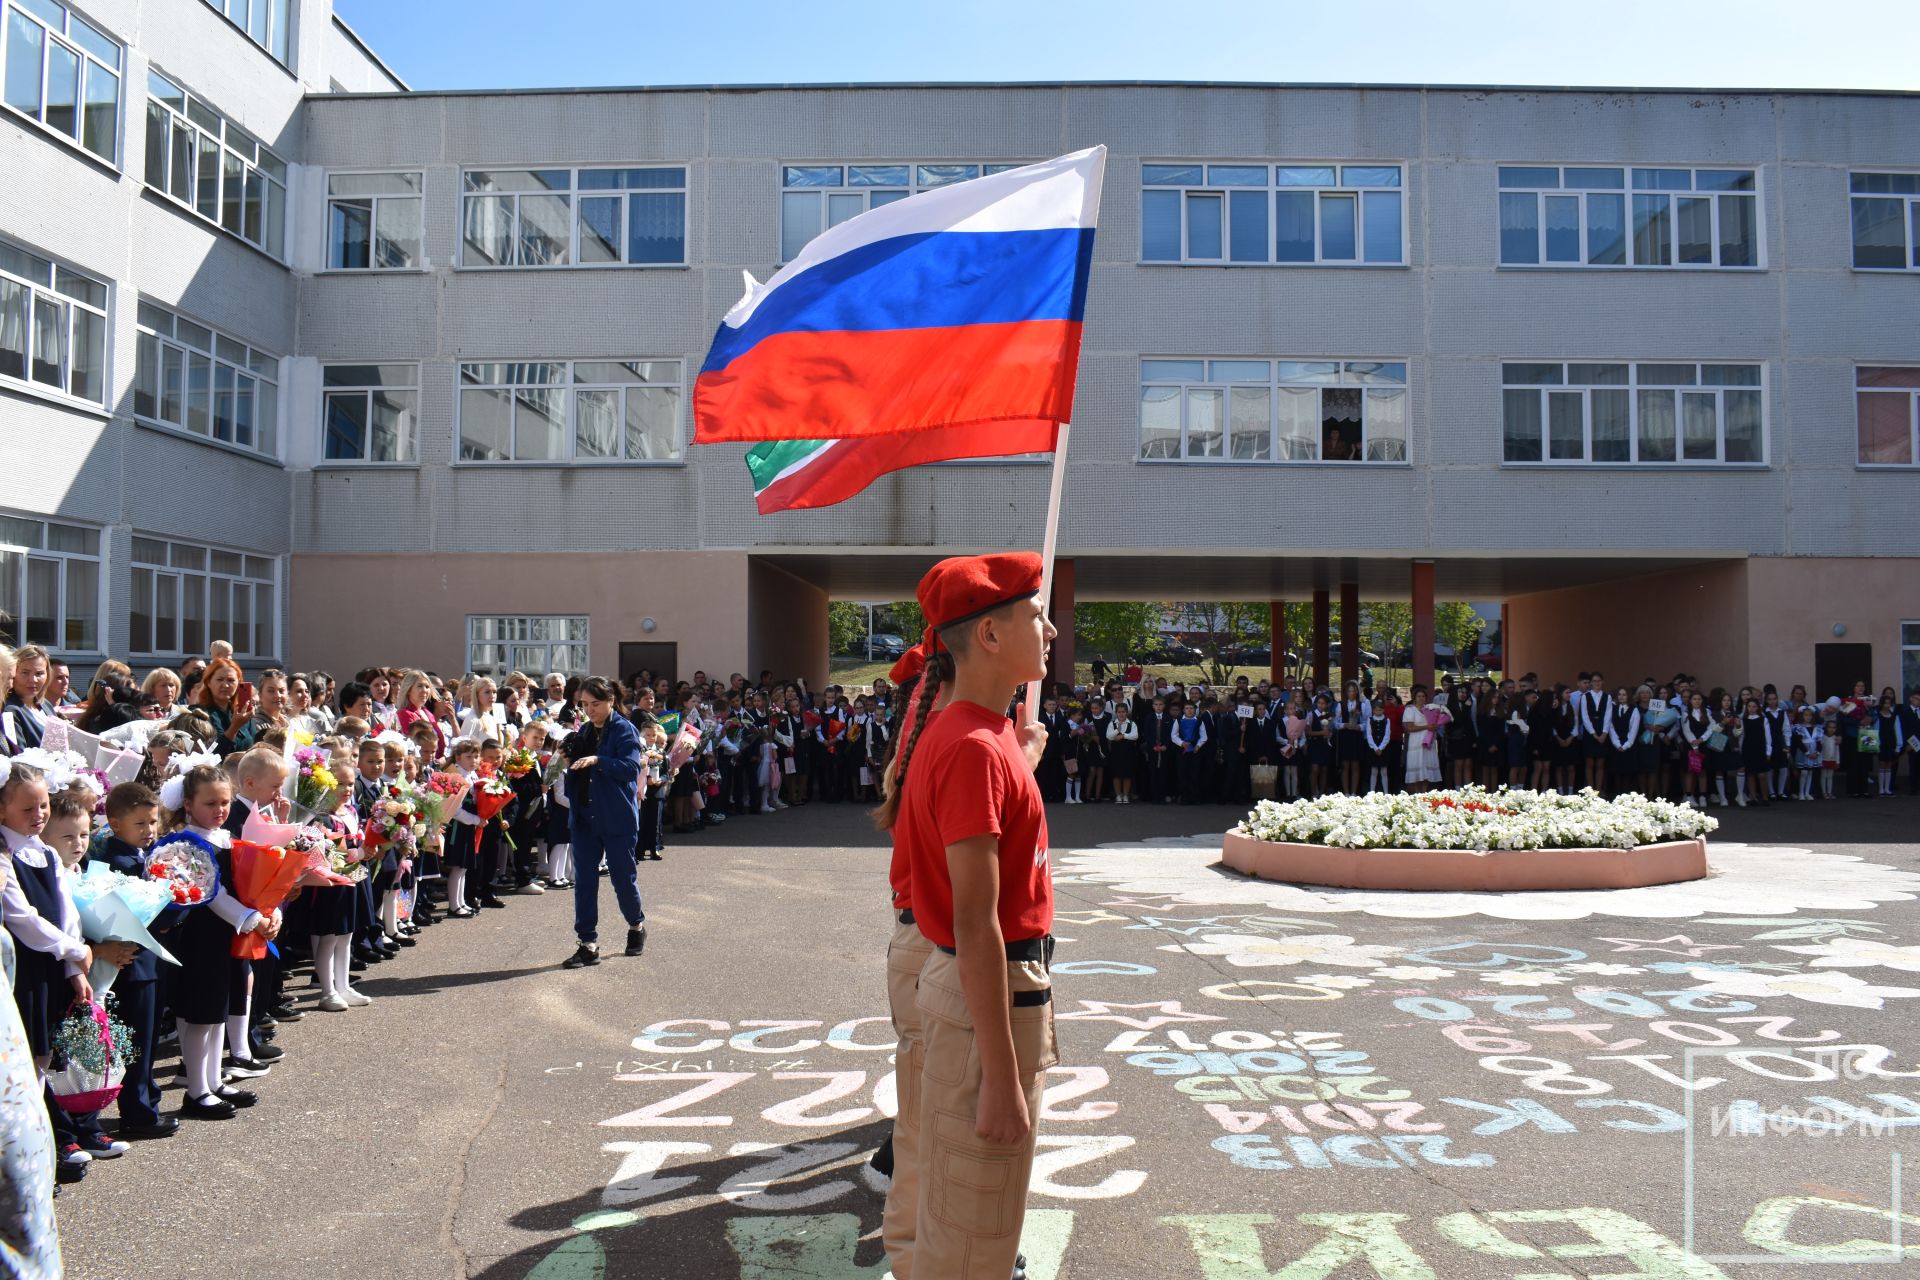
[[561, 677, 647, 969]]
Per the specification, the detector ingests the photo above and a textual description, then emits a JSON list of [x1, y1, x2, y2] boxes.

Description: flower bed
[[1222, 787, 1715, 893]]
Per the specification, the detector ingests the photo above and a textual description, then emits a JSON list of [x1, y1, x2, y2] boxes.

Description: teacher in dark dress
[[561, 677, 647, 969]]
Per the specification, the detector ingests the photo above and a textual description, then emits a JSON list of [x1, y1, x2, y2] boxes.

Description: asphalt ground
[[56, 792, 1920, 1280]]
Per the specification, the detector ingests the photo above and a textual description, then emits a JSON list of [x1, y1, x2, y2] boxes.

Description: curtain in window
[[0, 278, 26, 380]]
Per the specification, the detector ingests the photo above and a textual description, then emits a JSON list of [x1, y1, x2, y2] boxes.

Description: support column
[[1046, 557, 1076, 693], [1340, 581, 1361, 690], [1498, 602, 1511, 680], [1311, 589, 1330, 691], [1411, 561, 1435, 690], [1268, 599, 1286, 687]]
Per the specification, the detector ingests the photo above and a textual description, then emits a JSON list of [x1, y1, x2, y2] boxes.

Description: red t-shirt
[[901, 700, 1052, 950], [888, 707, 940, 910]]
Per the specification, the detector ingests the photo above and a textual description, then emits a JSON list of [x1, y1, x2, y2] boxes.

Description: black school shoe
[[181, 1094, 237, 1121], [562, 942, 601, 969], [216, 1086, 258, 1108], [625, 925, 648, 957], [120, 1116, 181, 1140]]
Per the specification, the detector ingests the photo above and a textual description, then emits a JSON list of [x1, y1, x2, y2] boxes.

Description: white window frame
[[454, 360, 684, 465], [198, 0, 289, 66], [1140, 162, 1408, 267], [1138, 358, 1410, 464], [128, 533, 278, 661], [1902, 621, 1920, 700], [321, 363, 419, 465], [1849, 172, 1920, 273], [1855, 366, 1920, 469], [0, 0, 122, 164], [324, 170, 424, 271], [1497, 163, 1765, 270], [0, 511, 103, 656], [778, 161, 1027, 262], [458, 165, 687, 269], [143, 69, 287, 259], [0, 233, 109, 407], [466, 615, 588, 680], [133, 299, 280, 459], [1500, 360, 1769, 467]]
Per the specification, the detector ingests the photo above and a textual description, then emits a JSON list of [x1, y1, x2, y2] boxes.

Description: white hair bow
[[168, 750, 221, 776], [158, 775, 187, 813]]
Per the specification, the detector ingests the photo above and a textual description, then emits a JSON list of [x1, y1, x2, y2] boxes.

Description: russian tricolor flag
[[695, 146, 1105, 510]]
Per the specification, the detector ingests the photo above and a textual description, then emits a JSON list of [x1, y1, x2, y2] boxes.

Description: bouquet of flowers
[[366, 783, 422, 855], [47, 1001, 135, 1114], [146, 834, 221, 907], [287, 826, 362, 886], [70, 863, 180, 996], [502, 747, 538, 778], [228, 840, 311, 960], [416, 771, 469, 833], [291, 746, 343, 817]]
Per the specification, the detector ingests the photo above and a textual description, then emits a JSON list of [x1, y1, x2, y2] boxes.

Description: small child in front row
[[309, 754, 370, 1012], [160, 764, 277, 1120], [446, 740, 484, 917], [95, 782, 180, 1141], [1792, 708, 1824, 801], [1364, 706, 1394, 794], [230, 747, 296, 1071], [1818, 715, 1842, 798]]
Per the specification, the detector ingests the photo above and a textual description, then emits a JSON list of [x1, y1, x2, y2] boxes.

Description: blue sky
[[335, 1, 1920, 94]]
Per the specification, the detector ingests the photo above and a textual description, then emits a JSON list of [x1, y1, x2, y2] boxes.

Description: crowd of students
[[1031, 669, 1920, 808]]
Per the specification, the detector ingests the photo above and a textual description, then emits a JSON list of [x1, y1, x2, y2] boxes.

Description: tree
[[828, 601, 866, 657], [881, 600, 924, 642], [1434, 602, 1488, 673], [1076, 602, 1162, 662], [1364, 602, 1413, 665], [1176, 601, 1267, 684]]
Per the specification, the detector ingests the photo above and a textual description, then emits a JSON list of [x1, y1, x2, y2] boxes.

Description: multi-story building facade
[[4, 0, 1917, 696]]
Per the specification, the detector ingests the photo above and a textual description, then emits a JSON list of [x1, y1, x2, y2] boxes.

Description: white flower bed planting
[[1234, 786, 1717, 852]]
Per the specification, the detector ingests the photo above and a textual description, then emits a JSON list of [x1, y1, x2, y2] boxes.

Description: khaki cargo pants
[[883, 915, 936, 1279], [910, 946, 1058, 1280]]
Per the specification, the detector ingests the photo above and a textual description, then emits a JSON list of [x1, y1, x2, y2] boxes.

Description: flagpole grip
[[1027, 421, 1071, 721]]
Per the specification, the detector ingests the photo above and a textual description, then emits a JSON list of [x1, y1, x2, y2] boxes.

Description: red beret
[[917, 552, 1045, 637], [889, 642, 928, 685]]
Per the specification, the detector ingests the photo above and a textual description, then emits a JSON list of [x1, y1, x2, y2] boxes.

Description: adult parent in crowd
[[2, 645, 50, 751], [561, 676, 647, 969], [194, 656, 259, 758]]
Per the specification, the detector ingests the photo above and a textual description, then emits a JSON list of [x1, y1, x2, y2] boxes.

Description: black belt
[[897, 908, 915, 925], [937, 934, 1053, 965], [1012, 988, 1053, 1008]]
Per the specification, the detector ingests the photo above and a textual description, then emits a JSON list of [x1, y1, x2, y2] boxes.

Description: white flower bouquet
[[1234, 785, 1716, 852]]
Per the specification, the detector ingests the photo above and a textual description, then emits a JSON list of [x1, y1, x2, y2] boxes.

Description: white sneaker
[[1735, 793, 1747, 807], [519, 882, 547, 895], [760, 803, 776, 814], [317, 995, 350, 1012], [342, 988, 372, 1007]]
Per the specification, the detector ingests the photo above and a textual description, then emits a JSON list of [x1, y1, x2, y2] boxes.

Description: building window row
[[1498, 165, 1760, 269], [779, 161, 1027, 261], [1, 0, 119, 162], [1851, 173, 1920, 272], [0, 511, 99, 652], [1501, 362, 1765, 465], [323, 363, 418, 463], [130, 533, 277, 660], [133, 299, 279, 456], [468, 615, 588, 680], [198, 0, 289, 67], [455, 360, 682, 463], [326, 171, 423, 270], [1140, 359, 1407, 462], [460, 167, 686, 269], [0, 234, 107, 404], [1143, 164, 1405, 266], [143, 69, 287, 258]]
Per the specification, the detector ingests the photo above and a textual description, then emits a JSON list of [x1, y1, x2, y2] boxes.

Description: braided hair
[[872, 649, 953, 832]]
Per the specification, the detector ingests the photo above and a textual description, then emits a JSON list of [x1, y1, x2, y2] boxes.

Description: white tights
[[446, 867, 468, 910], [545, 842, 572, 882], [180, 1022, 223, 1099], [380, 891, 399, 938]]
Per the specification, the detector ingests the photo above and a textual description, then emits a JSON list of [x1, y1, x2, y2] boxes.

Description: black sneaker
[[248, 1041, 286, 1063], [224, 1055, 272, 1079], [56, 1144, 92, 1181], [273, 1004, 304, 1023], [216, 1086, 258, 1108], [562, 942, 601, 969], [625, 925, 648, 957]]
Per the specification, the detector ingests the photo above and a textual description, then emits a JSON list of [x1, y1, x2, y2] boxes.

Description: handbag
[[1686, 749, 1704, 775], [1705, 730, 1728, 752], [1858, 727, 1881, 753], [1064, 758, 1079, 776], [1249, 763, 1279, 800]]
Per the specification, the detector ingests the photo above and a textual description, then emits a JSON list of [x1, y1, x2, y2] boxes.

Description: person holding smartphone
[[194, 657, 260, 759]]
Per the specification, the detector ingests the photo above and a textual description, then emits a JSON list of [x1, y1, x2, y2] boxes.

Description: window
[[779, 162, 1027, 260], [0, 512, 99, 652], [1903, 622, 1920, 699], [143, 70, 286, 257], [468, 616, 588, 680], [199, 0, 289, 65], [1857, 367, 1920, 466], [1139, 359, 1408, 463], [461, 167, 686, 267], [0, 235, 106, 404], [457, 360, 681, 463], [326, 172, 423, 269], [129, 534, 276, 659], [1498, 165, 1759, 268], [322, 364, 418, 463], [132, 299, 279, 456], [1850, 173, 1920, 271], [1502, 362, 1765, 464], [1141, 163, 1404, 266], [2, 0, 120, 162]]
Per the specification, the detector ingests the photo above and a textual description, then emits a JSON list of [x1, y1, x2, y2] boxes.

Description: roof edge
[[327, 13, 410, 93]]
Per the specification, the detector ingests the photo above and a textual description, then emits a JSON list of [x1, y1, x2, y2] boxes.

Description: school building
[[3, 0, 1918, 697]]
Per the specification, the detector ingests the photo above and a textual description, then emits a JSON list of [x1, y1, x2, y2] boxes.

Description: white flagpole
[[1026, 421, 1071, 721]]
